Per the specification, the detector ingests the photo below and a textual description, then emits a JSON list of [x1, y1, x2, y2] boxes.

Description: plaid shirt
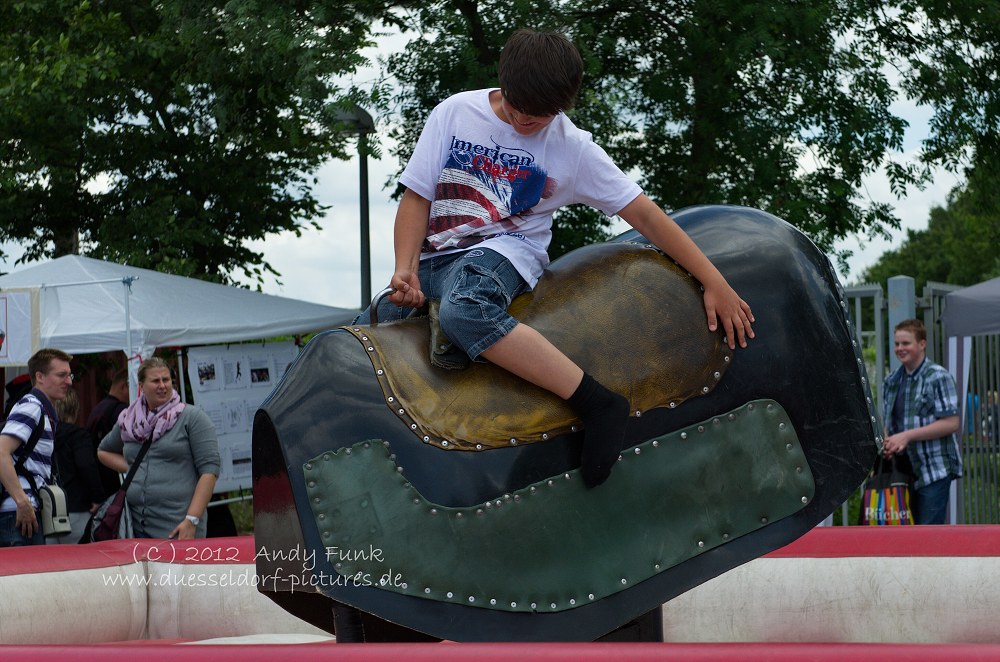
[[882, 358, 962, 489]]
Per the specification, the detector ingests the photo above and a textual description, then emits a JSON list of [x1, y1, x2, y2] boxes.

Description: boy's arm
[[388, 188, 431, 309], [618, 194, 755, 349]]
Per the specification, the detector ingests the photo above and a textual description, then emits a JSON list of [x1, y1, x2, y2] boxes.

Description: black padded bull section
[[253, 205, 882, 642]]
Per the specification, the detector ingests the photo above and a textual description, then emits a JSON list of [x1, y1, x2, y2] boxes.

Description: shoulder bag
[[81, 437, 153, 543]]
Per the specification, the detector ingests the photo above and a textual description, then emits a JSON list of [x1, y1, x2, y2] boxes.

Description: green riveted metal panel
[[303, 399, 813, 613]]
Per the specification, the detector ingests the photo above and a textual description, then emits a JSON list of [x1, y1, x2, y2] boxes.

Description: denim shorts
[[355, 248, 528, 359]]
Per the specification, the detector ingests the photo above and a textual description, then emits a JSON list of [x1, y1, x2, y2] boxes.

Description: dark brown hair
[[27, 348, 73, 385], [895, 318, 927, 343], [498, 29, 584, 117]]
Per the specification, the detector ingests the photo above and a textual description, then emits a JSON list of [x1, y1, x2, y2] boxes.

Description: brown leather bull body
[[345, 241, 732, 450]]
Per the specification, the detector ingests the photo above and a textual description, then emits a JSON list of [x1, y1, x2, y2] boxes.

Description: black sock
[[567, 373, 629, 488]]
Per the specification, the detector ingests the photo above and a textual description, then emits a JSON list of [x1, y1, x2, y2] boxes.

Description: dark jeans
[[0, 510, 45, 547], [914, 477, 952, 525]]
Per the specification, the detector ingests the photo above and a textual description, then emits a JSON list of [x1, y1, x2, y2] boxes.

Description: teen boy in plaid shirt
[[882, 319, 962, 524]]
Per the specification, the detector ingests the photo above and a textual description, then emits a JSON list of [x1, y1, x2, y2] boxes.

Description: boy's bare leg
[[480, 324, 628, 487]]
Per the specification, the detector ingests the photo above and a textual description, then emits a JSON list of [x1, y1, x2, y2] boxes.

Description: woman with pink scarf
[[98, 357, 220, 539]]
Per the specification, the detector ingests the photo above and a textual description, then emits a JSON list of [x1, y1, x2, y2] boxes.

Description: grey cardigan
[[99, 406, 221, 538]]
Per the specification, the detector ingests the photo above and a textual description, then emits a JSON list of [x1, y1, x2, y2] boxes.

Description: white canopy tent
[[944, 275, 1000, 432], [0, 254, 358, 379]]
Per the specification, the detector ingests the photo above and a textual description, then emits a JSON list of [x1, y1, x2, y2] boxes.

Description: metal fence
[[842, 280, 999, 524]]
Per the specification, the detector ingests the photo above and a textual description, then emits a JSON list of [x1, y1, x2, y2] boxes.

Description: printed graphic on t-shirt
[[424, 135, 555, 252]]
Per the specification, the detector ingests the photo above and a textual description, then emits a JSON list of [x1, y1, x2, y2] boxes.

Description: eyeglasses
[[48, 371, 74, 382]]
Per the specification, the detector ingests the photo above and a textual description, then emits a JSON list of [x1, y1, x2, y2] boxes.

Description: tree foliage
[[860, 148, 1000, 290], [383, 0, 1000, 264], [0, 0, 387, 282]]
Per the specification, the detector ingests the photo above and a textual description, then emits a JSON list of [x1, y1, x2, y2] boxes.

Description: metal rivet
[[669, 401, 677, 408], [728, 413, 736, 421], [361, 336, 368, 341], [654, 564, 660, 570], [564, 473, 571, 480], [424, 588, 431, 594], [441, 440, 449, 447], [312, 497, 321, 504], [307, 480, 315, 488], [398, 408, 405, 415], [723, 533, 729, 539], [570, 599, 576, 605], [387, 396, 394, 403], [542, 433, 549, 440], [571, 425, 579, 432], [531, 602, 537, 609], [634, 448, 641, 455], [617, 454, 623, 462], [697, 425, 705, 433], [323, 453, 331, 461], [797, 466, 803, 473], [635, 410, 642, 417], [345, 448, 352, 455], [767, 404, 774, 411], [410, 423, 418, 430], [714, 371, 721, 379], [377, 369, 384, 375], [495, 499, 502, 507], [680, 432, 688, 440], [485, 502, 492, 509], [779, 423, 786, 430], [413, 498, 419, 504], [748, 403, 755, 410], [550, 603, 557, 609], [476, 509, 484, 516], [423, 436, 430, 442], [713, 418, 721, 425], [724, 356, 731, 363], [652, 440, 659, 447], [318, 513, 325, 520], [430, 509, 438, 516], [504, 494, 512, 501], [801, 496, 809, 503], [702, 386, 710, 393], [490, 598, 497, 605], [456, 512, 463, 518], [352, 327, 360, 332], [786, 443, 793, 450], [510, 438, 518, 445], [514, 495, 521, 502], [620, 578, 627, 585], [589, 594, 595, 600], [323, 532, 332, 539], [304, 463, 313, 470], [529, 486, 536, 493], [367, 346, 374, 351], [547, 480, 554, 486], [698, 541, 705, 548], [401, 583, 408, 589], [469, 596, 475, 603], [396, 467, 404, 473], [446, 592, 453, 598], [761, 517, 768, 524], [511, 602, 517, 608]]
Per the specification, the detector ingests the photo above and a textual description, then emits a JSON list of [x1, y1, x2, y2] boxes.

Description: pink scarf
[[118, 391, 186, 443]]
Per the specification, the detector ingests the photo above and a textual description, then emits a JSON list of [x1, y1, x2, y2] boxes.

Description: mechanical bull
[[251, 205, 882, 642]]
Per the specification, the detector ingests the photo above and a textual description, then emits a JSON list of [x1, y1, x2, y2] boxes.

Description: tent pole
[[176, 348, 187, 403], [122, 276, 138, 400]]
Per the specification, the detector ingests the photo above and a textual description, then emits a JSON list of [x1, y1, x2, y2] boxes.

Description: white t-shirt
[[399, 89, 642, 288]]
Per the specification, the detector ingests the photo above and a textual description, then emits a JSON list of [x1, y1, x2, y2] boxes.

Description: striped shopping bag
[[858, 456, 914, 525]]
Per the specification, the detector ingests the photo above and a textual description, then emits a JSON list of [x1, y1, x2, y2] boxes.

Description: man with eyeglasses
[[0, 348, 73, 546]]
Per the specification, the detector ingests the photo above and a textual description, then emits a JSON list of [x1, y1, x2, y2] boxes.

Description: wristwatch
[[185, 514, 200, 526]]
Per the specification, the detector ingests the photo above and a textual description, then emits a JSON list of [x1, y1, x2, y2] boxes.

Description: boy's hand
[[703, 284, 755, 350], [389, 271, 426, 309]]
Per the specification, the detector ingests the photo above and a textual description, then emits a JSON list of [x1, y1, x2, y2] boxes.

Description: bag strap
[[119, 437, 153, 492]]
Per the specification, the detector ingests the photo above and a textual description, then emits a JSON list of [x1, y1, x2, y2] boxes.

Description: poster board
[[186, 342, 299, 492], [0, 288, 40, 367]]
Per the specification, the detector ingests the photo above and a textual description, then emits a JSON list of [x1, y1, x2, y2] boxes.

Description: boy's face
[[894, 329, 926, 372], [499, 94, 556, 136]]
